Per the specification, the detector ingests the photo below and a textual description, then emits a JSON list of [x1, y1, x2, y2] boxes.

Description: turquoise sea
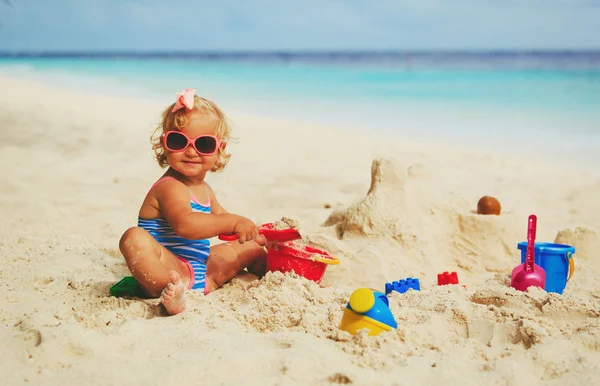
[[1, 51, 599, 168]]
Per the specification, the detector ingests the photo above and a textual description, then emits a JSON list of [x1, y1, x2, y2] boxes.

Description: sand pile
[[555, 227, 598, 264], [446, 211, 523, 274], [322, 157, 527, 289], [324, 158, 436, 241], [202, 273, 600, 383], [552, 227, 600, 297]]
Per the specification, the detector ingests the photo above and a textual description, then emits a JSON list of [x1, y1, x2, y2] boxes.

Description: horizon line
[[1, 48, 600, 56]]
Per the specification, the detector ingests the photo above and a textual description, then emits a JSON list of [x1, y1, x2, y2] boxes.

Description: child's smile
[[181, 159, 203, 167]]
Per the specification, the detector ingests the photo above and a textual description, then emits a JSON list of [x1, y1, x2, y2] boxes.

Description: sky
[[0, 0, 599, 51]]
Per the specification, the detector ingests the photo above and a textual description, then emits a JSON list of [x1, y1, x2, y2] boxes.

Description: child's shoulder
[[139, 176, 190, 218], [150, 176, 185, 190], [147, 176, 192, 199]]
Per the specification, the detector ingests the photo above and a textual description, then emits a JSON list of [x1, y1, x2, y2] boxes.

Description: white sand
[[1, 76, 599, 385]]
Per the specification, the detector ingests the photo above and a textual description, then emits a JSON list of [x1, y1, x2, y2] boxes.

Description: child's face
[[164, 110, 223, 177]]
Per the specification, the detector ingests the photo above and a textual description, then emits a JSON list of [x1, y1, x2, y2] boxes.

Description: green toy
[[109, 276, 146, 298]]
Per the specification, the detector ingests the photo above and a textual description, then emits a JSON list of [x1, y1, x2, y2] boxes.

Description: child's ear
[[220, 142, 227, 151]]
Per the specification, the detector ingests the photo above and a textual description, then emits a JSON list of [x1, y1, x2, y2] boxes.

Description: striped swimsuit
[[138, 177, 211, 293]]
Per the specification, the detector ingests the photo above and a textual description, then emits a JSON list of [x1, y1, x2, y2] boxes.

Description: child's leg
[[118, 226, 191, 297], [204, 240, 267, 293]]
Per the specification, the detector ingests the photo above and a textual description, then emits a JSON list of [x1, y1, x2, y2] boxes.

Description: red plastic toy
[[218, 222, 301, 242], [511, 214, 546, 292], [437, 271, 459, 285], [266, 242, 339, 284]]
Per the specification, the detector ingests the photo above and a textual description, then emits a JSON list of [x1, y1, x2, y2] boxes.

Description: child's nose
[[185, 145, 199, 157]]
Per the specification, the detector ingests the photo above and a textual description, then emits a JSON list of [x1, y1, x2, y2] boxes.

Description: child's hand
[[233, 217, 260, 244], [255, 234, 267, 246]]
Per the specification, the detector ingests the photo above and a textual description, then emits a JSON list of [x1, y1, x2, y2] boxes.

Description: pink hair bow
[[171, 88, 196, 112]]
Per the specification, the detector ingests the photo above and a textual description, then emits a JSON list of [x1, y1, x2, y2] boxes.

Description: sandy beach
[[1, 75, 599, 385]]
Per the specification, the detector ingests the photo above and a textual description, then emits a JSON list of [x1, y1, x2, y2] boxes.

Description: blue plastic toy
[[385, 277, 421, 295], [339, 288, 398, 336], [517, 242, 575, 294]]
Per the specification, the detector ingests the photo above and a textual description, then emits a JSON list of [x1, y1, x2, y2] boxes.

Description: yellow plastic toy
[[339, 288, 397, 336]]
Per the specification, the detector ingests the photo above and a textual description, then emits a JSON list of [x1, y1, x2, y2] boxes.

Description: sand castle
[[325, 157, 410, 239]]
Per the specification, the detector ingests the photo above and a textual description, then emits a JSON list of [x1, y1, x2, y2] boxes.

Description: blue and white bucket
[[517, 242, 576, 294]]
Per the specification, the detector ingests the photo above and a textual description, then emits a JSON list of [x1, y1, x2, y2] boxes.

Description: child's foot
[[159, 271, 187, 315]]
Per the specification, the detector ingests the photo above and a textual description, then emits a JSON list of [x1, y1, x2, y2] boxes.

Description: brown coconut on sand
[[477, 195, 502, 215]]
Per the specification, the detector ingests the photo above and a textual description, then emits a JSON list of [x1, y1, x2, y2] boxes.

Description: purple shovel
[[511, 214, 546, 291]]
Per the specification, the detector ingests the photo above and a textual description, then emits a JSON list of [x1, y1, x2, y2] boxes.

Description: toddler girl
[[119, 88, 267, 315]]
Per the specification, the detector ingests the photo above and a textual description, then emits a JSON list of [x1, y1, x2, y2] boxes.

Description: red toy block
[[437, 271, 459, 285]]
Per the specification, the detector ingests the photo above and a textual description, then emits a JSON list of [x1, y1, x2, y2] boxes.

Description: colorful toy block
[[385, 277, 421, 295], [437, 271, 459, 285]]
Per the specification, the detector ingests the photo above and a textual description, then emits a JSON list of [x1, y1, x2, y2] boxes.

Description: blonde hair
[[151, 95, 233, 172]]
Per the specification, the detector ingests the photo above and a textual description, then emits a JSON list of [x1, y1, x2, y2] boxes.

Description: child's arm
[[205, 182, 267, 245], [154, 179, 255, 241], [205, 183, 228, 215]]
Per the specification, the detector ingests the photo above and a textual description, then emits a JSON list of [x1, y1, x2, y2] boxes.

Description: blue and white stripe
[[138, 200, 211, 291]]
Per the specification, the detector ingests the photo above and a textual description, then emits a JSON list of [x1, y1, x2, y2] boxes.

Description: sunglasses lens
[[195, 136, 217, 154], [165, 132, 188, 151]]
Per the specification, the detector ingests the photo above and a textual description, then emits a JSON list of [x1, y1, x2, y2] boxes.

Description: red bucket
[[266, 242, 339, 284]]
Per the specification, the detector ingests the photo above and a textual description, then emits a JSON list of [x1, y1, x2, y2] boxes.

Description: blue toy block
[[385, 277, 421, 295]]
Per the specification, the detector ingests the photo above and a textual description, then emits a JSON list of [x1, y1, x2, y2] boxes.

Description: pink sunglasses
[[163, 131, 222, 156]]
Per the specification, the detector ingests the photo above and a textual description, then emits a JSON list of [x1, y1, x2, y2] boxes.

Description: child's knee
[[207, 270, 232, 288], [119, 227, 148, 255]]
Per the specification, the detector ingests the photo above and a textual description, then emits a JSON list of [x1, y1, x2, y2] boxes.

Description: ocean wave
[[2, 51, 600, 70]]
